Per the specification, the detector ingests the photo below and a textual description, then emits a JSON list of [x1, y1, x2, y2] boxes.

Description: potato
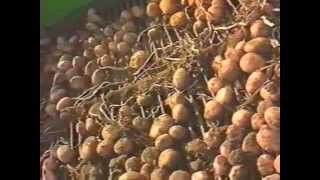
[[244, 37, 273, 55], [220, 140, 241, 158], [91, 69, 107, 85], [43, 157, 59, 171], [203, 100, 224, 122], [140, 163, 153, 179], [76, 121, 87, 135], [240, 53, 266, 73], [56, 145, 75, 164], [114, 30, 125, 43], [226, 125, 246, 142], [185, 138, 208, 155], [251, 113, 266, 130], [158, 148, 181, 169], [228, 148, 246, 165], [72, 56, 86, 70], [147, 2, 162, 17], [159, 0, 179, 15], [130, 50, 150, 69], [132, 116, 152, 132], [141, 147, 160, 165], [189, 159, 206, 172], [98, 54, 114, 67], [149, 114, 175, 139], [216, 59, 241, 82], [257, 154, 275, 176], [260, 82, 280, 102], [56, 97, 74, 112], [257, 99, 275, 114], [169, 170, 191, 180], [53, 72, 67, 85], [173, 68, 192, 90], [114, 137, 135, 155], [207, 0, 227, 25], [120, 9, 134, 21], [69, 75, 88, 90], [207, 77, 225, 95], [242, 132, 261, 155], [137, 94, 154, 107], [224, 47, 244, 63], [228, 165, 249, 180], [121, 21, 137, 33], [232, 109, 253, 128], [203, 128, 224, 149], [125, 156, 142, 171], [84, 61, 98, 76], [215, 86, 235, 105], [172, 103, 190, 124], [65, 67, 81, 80], [155, 133, 174, 151], [131, 6, 145, 18], [262, 174, 280, 180], [108, 41, 118, 53], [96, 139, 114, 158], [245, 71, 267, 94], [165, 92, 187, 110], [123, 32, 138, 45], [250, 20, 271, 38], [117, 41, 131, 55], [169, 125, 188, 141], [79, 136, 98, 160], [191, 171, 210, 180], [57, 60, 72, 72], [213, 155, 231, 176], [169, 11, 187, 28], [85, 118, 100, 135], [274, 155, 280, 173], [94, 44, 107, 57], [150, 168, 170, 180], [256, 125, 280, 153], [119, 171, 147, 180], [264, 107, 280, 128], [45, 103, 58, 118]]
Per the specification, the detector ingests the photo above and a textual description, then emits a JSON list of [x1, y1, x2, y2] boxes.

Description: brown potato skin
[[158, 148, 181, 169], [232, 109, 253, 128], [159, 0, 179, 15], [207, 77, 225, 95], [250, 20, 271, 38], [240, 53, 266, 73], [172, 103, 190, 124], [251, 113, 266, 130], [257, 154, 275, 176], [119, 171, 147, 180], [147, 2, 162, 17], [203, 100, 224, 122], [216, 59, 241, 82], [244, 37, 273, 55], [274, 155, 280, 173], [256, 125, 280, 153], [264, 107, 280, 128], [169, 170, 191, 180], [246, 71, 267, 94], [172, 68, 191, 90], [169, 11, 187, 28], [213, 155, 231, 176], [149, 114, 175, 139]]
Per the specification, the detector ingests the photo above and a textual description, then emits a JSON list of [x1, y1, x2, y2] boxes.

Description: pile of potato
[[40, 0, 280, 180]]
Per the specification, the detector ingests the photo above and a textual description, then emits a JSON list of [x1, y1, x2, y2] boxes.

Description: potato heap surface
[[40, 1, 280, 180]]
